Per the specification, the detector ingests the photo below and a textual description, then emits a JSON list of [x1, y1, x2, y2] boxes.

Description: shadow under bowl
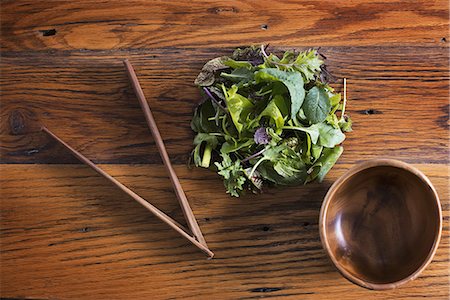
[[319, 159, 442, 290]]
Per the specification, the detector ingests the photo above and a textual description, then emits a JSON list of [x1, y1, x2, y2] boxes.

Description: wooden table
[[1, 1, 449, 299]]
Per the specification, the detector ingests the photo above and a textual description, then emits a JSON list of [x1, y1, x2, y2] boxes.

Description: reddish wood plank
[[1, 47, 448, 164], [1, 0, 448, 51], [1, 164, 448, 299]]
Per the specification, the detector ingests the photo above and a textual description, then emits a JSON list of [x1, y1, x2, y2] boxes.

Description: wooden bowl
[[319, 159, 442, 290]]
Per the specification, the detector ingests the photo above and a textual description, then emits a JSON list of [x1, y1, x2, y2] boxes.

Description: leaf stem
[[208, 132, 225, 136], [282, 125, 308, 131], [203, 87, 228, 112], [221, 114, 233, 138], [200, 144, 213, 168], [340, 78, 347, 121], [208, 116, 225, 121], [260, 44, 294, 68], [249, 156, 268, 177], [242, 147, 267, 163], [260, 44, 269, 59]]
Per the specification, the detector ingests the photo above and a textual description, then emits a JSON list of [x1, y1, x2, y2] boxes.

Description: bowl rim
[[319, 158, 442, 290]]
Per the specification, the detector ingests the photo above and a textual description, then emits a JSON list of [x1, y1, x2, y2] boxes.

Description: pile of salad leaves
[[191, 45, 352, 197]]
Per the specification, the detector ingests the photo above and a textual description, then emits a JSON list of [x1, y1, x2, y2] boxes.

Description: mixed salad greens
[[191, 45, 352, 197]]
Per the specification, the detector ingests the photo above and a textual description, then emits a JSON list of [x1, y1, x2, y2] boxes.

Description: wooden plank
[[1, 0, 448, 51], [2, 0, 449, 299], [1, 163, 448, 299], [1, 46, 449, 164]]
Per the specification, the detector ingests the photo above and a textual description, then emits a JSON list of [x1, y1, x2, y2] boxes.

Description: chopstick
[[42, 126, 214, 258], [123, 59, 208, 248]]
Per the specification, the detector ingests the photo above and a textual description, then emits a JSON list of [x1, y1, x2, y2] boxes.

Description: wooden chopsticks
[[40, 59, 214, 258], [123, 59, 208, 248], [42, 127, 213, 258]]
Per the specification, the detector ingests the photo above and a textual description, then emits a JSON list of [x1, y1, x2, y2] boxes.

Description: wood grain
[[41, 126, 213, 257], [1, 0, 448, 51], [1, 0, 449, 298], [1, 47, 449, 164], [1, 164, 448, 299]]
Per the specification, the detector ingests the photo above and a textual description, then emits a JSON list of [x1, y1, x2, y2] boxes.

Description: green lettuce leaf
[[224, 59, 253, 69], [255, 68, 305, 120], [192, 133, 218, 168], [281, 124, 320, 144], [222, 85, 254, 133], [258, 97, 285, 131], [220, 138, 253, 154], [250, 145, 307, 185], [303, 86, 331, 123], [316, 123, 346, 148], [307, 146, 343, 182], [220, 68, 254, 84], [191, 99, 221, 133]]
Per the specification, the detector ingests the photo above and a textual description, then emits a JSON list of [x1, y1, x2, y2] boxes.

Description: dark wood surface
[[1, 1, 449, 299]]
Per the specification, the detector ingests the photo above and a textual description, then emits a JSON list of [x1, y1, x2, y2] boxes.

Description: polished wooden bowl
[[319, 159, 442, 290]]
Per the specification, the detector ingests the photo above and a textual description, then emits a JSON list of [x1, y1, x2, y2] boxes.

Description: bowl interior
[[323, 165, 440, 286]]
